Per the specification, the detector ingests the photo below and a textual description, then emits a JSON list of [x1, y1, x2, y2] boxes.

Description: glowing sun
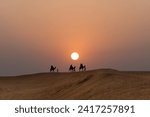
[[71, 52, 79, 60]]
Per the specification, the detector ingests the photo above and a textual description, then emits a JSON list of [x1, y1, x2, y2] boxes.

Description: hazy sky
[[0, 0, 150, 75]]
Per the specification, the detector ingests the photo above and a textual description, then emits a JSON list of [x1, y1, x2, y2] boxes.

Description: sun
[[71, 52, 79, 60]]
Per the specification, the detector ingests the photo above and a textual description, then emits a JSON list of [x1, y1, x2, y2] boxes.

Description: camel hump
[[80, 63, 84, 67]]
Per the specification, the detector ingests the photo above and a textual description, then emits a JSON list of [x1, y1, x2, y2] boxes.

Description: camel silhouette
[[69, 64, 76, 72], [50, 65, 56, 72], [79, 64, 86, 71]]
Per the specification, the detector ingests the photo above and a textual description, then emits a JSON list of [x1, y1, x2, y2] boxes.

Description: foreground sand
[[0, 69, 150, 100]]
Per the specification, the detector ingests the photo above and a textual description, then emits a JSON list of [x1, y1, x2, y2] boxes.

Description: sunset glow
[[0, 0, 150, 75], [71, 52, 79, 61]]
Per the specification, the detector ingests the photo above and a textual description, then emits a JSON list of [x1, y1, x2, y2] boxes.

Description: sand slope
[[0, 69, 150, 100]]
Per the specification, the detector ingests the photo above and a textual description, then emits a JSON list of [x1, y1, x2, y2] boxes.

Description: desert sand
[[0, 69, 150, 100]]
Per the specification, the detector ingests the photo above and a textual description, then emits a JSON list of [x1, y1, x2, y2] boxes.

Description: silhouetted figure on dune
[[69, 64, 76, 72], [79, 64, 86, 71], [50, 65, 56, 72]]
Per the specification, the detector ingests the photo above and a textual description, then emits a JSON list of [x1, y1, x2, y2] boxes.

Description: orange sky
[[0, 0, 150, 75]]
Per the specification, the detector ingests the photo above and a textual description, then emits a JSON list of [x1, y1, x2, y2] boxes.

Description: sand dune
[[0, 69, 150, 100]]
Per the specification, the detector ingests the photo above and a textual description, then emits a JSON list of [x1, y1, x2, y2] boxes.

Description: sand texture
[[0, 69, 150, 100]]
